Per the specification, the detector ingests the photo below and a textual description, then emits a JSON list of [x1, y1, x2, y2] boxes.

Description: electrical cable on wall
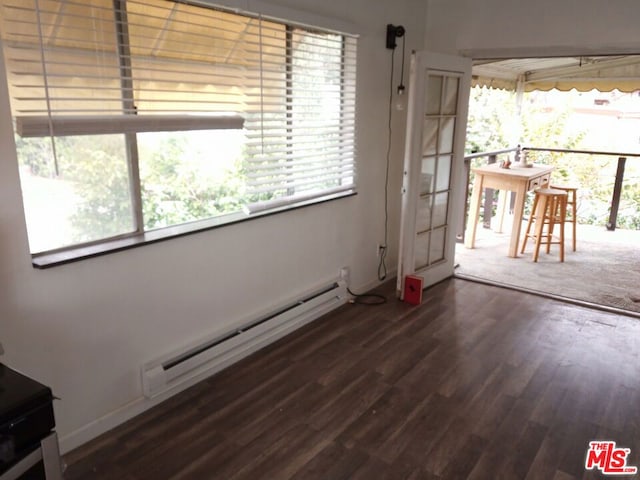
[[378, 24, 406, 282], [347, 24, 404, 306], [377, 45, 394, 282]]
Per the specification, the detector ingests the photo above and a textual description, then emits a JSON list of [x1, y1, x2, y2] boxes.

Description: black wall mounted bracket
[[386, 24, 405, 49]]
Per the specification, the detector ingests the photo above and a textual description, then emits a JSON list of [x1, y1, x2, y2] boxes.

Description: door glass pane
[[422, 119, 438, 156], [429, 227, 446, 264], [420, 157, 436, 194], [414, 232, 430, 270], [416, 194, 433, 232], [439, 117, 455, 154], [433, 192, 449, 227], [442, 77, 459, 115], [435, 155, 451, 191], [425, 74, 442, 115]]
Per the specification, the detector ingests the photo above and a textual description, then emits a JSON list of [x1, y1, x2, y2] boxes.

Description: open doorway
[[454, 55, 640, 316]]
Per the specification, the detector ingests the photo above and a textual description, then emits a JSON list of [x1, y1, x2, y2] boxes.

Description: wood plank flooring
[[63, 278, 640, 479]]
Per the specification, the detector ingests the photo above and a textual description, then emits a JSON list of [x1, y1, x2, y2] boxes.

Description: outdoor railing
[[459, 145, 640, 242]]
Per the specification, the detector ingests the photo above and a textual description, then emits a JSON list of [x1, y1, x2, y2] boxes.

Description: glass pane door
[[397, 51, 471, 299], [415, 74, 459, 270]]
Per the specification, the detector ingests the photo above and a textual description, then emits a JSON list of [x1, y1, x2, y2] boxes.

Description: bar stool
[[521, 188, 568, 262], [550, 185, 578, 251]]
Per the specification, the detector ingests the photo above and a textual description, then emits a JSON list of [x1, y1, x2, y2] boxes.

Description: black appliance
[[0, 364, 60, 479]]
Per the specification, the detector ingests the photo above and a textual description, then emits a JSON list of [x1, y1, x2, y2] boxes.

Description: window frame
[[1, 0, 358, 267]]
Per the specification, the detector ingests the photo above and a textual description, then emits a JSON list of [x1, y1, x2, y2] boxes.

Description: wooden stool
[[550, 185, 577, 251], [521, 188, 568, 262]]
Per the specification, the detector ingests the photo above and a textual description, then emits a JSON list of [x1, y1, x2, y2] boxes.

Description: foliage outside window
[[1, 0, 357, 255]]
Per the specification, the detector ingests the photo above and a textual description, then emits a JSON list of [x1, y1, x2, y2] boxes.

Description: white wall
[[0, 0, 425, 452], [425, 0, 640, 58]]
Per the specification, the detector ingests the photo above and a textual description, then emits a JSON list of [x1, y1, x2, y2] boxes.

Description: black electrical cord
[[346, 44, 396, 306], [348, 34, 400, 305], [347, 287, 387, 305], [378, 46, 395, 282]]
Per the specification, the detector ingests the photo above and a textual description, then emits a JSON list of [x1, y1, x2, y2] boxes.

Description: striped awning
[[472, 56, 640, 92]]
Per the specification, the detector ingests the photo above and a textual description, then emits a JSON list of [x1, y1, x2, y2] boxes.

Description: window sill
[[31, 191, 356, 269]]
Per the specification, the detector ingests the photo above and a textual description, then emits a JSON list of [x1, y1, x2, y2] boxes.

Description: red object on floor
[[403, 275, 424, 305]]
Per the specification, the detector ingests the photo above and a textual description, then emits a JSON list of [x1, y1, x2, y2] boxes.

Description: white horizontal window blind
[[1, 0, 357, 256], [245, 26, 357, 213], [2, 0, 253, 133]]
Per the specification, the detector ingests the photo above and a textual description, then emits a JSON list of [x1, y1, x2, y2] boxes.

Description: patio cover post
[[607, 156, 626, 231], [483, 154, 497, 228], [457, 158, 472, 243]]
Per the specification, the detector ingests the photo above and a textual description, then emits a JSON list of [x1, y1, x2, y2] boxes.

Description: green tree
[[139, 134, 247, 230], [519, 92, 586, 172], [465, 86, 517, 153], [14, 136, 57, 177], [15, 129, 272, 248], [465, 87, 640, 229], [466, 86, 585, 156], [465, 86, 587, 220], [55, 135, 134, 242]]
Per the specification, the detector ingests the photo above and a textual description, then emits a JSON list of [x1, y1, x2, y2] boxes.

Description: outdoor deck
[[455, 221, 640, 316]]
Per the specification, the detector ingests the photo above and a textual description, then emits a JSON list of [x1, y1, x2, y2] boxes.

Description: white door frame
[[397, 51, 472, 298]]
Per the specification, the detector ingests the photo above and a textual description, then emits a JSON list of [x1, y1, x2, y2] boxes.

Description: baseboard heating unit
[[142, 279, 348, 398]]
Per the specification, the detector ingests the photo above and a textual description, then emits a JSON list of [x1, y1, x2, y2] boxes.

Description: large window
[[1, 0, 357, 258]]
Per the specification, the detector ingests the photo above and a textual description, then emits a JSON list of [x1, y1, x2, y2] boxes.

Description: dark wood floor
[[64, 278, 640, 479]]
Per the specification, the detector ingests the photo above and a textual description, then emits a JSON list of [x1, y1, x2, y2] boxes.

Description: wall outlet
[[339, 266, 350, 285], [377, 244, 387, 258]]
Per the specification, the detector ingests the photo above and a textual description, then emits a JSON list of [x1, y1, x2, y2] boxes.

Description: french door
[[397, 52, 471, 299]]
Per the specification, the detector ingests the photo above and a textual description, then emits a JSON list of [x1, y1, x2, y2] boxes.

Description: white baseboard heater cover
[[142, 279, 347, 398]]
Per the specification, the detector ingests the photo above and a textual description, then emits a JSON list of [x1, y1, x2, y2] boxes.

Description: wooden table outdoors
[[465, 163, 554, 257]]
